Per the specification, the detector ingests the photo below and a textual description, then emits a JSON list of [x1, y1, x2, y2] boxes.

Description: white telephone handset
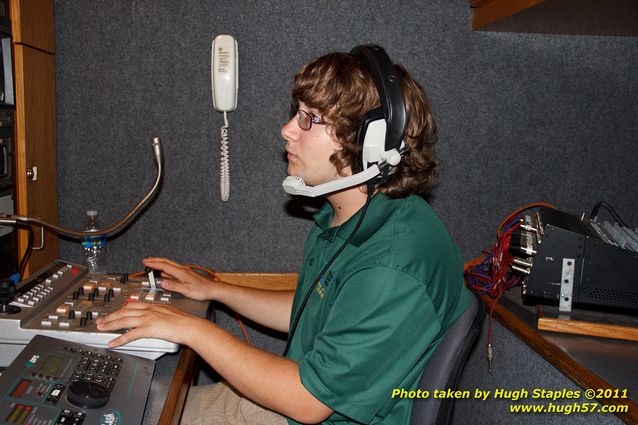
[[211, 34, 238, 201]]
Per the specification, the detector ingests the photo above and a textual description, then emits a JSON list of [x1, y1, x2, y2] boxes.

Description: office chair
[[410, 290, 485, 425]]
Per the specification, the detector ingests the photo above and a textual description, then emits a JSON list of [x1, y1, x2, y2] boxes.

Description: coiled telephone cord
[[220, 111, 230, 201]]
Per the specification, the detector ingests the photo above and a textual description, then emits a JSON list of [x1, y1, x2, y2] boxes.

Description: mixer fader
[[0, 260, 210, 366]]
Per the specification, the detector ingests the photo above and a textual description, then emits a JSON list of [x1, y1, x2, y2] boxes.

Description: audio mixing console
[[0, 335, 155, 425], [0, 260, 210, 367]]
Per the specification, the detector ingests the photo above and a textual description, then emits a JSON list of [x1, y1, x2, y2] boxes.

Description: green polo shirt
[[285, 193, 471, 425]]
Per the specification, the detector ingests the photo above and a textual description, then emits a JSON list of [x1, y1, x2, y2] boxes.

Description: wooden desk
[[150, 272, 298, 424], [155, 347, 199, 425], [486, 291, 638, 424]]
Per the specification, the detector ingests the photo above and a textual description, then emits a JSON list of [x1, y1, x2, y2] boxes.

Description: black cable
[[17, 223, 34, 280], [282, 181, 376, 357], [589, 201, 629, 228]]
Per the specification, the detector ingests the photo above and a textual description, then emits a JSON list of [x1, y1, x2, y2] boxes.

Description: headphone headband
[[350, 44, 407, 153]]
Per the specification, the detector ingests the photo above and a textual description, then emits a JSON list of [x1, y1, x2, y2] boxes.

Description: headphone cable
[[282, 181, 376, 357]]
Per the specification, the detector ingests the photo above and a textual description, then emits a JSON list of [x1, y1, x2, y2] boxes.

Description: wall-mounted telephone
[[211, 34, 238, 202]]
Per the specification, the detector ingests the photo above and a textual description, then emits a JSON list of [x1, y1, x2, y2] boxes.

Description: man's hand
[[143, 257, 217, 301], [95, 301, 211, 348]]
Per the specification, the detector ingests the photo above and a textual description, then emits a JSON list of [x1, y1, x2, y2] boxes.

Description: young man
[[96, 48, 471, 425]]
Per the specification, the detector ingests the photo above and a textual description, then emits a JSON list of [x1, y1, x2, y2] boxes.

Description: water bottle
[[81, 210, 107, 274]]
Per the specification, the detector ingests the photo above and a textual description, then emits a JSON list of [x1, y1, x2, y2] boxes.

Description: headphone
[[282, 45, 408, 197], [350, 44, 408, 173]]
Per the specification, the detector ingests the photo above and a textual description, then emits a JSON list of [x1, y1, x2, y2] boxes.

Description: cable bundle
[[465, 217, 523, 300], [464, 202, 556, 371]]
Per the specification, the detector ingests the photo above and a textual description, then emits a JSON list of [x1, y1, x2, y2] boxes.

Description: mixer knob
[[104, 293, 111, 302], [79, 317, 87, 327], [78, 287, 85, 295], [88, 293, 95, 301], [68, 311, 76, 320], [67, 380, 111, 409], [72, 292, 80, 300]]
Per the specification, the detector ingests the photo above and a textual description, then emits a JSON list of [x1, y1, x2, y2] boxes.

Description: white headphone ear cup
[[361, 119, 387, 170]]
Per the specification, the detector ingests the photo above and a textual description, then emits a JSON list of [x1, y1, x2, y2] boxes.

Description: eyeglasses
[[289, 104, 326, 131]]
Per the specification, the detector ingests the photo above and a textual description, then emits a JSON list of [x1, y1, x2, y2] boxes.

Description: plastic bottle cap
[[86, 210, 98, 217]]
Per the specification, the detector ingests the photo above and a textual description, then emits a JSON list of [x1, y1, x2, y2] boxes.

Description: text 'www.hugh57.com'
[[391, 387, 631, 416]]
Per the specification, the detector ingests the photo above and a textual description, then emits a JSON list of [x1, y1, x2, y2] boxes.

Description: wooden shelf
[[471, 0, 638, 36], [536, 304, 638, 342], [483, 294, 638, 424]]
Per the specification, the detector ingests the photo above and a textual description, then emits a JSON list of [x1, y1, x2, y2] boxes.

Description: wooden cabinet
[[10, 0, 57, 275]]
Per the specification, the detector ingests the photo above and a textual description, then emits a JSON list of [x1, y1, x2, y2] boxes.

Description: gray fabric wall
[[54, 1, 637, 424], [55, 0, 638, 272]]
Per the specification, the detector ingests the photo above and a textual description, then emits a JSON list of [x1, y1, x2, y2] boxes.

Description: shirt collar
[[313, 193, 398, 247]]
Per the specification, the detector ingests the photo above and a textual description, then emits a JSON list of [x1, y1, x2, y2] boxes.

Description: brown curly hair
[[291, 52, 438, 198]]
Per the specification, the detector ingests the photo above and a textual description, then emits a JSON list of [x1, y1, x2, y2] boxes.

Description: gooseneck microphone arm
[[0, 137, 163, 239]]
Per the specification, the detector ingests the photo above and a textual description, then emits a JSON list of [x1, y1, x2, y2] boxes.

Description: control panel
[[0, 260, 210, 366], [0, 334, 154, 424]]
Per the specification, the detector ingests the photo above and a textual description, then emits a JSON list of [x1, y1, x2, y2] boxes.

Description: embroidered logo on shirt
[[315, 270, 333, 299]]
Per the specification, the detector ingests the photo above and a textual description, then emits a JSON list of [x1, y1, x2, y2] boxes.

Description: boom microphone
[[282, 148, 404, 197]]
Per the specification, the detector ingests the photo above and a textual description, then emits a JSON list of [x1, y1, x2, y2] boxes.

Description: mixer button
[[45, 278, 52, 284], [56, 414, 72, 424], [145, 293, 156, 301], [48, 314, 59, 320], [141, 281, 150, 288], [41, 320, 52, 326], [17, 297, 26, 303], [59, 321, 71, 328], [28, 300, 36, 306], [129, 294, 140, 300]]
